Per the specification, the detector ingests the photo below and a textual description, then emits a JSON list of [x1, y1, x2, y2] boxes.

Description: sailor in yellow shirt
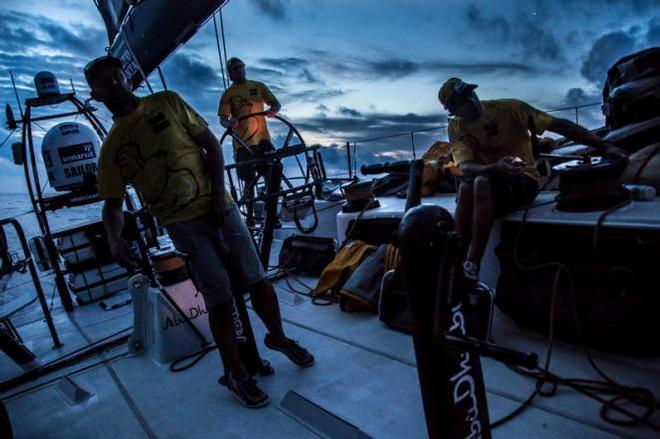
[[86, 55, 313, 409], [219, 57, 281, 183], [438, 77, 625, 283]]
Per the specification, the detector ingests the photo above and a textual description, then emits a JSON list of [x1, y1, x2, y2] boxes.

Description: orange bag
[[312, 240, 377, 297]]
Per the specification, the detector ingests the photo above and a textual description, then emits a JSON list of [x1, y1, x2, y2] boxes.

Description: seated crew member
[[438, 77, 625, 282], [86, 56, 314, 409], [219, 57, 281, 223]]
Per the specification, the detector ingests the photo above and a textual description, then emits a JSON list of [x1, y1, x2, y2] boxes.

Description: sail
[[97, 0, 228, 89], [94, 0, 131, 45]]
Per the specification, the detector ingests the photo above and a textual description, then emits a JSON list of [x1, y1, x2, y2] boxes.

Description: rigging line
[[0, 128, 17, 149], [219, 6, 229, 76], [94, 113, 113, 125], [156, 66, 168, 91], [9, 70, 24, 119], [32, 121, 48, 133], [212, 13, 228, 90]]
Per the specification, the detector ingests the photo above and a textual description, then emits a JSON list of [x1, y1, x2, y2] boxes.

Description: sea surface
[[0, 193, 103, 307], [0, 193, 103, 252]]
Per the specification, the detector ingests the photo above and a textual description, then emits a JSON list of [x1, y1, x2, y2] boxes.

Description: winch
[[553, 155, 630, 212]]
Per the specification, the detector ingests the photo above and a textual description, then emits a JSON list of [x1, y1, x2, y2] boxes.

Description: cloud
[[0, 10, 105, 58], [338, 106, 361, 117], [159, 53, 223, 113], [318, 56, 537, 82], [286, 88, 345, 102], [465, 4, 511, 42], [463, 4, 563, 62], [163, 53, 220, 91], [365, 59, 420, 78], [427, 61, 537, 75], [295, 110, 446, 142], [646, 17, 660, 45], [564, 87, 601, 106], [580, 31, 637, 85], [251, 0, 289, 21], [0, 10, 108, 120], [315, 104, 329, 118], [299, 68, 321, 84], [247, 57, 321, 87], [259, 57, 308, 69]]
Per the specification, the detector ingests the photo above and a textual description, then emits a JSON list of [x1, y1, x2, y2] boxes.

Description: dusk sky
[[1, 0, 659, 192]]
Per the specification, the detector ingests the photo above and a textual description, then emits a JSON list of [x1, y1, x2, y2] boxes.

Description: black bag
[[378, 269, 413, 333], [278, 235, 337, 277]]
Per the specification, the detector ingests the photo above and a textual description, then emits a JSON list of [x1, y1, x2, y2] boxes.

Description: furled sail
[[95, 0, 228, 89], [94, 0, 132, 46]]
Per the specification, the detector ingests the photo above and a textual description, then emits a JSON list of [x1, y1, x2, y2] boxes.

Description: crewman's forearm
[[102, 201, 125, 241], [459, 161, 501, 177], [548, 118, 606, 149], [194, 128, 225, 189]]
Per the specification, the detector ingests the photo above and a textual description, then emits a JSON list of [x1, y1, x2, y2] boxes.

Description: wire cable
[[0, 128, 17, 149]]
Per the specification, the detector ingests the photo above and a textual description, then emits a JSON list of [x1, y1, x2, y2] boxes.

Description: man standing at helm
[[438, 77, 625, 283], [219, 57, 281, 220]]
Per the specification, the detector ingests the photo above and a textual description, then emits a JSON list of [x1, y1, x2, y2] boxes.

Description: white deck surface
[[1, 195, 659, 438]]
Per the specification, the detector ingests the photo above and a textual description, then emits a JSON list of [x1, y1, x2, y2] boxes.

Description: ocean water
[[0, 193, 103, 253]]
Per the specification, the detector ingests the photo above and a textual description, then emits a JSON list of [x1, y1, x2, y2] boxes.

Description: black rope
[[169, 344, 217, 372], [490, 180, 660, 431]]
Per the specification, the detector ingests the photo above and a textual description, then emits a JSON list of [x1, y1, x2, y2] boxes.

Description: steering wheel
[[220, 111, 305, 154], [219, 111, 324, 190]]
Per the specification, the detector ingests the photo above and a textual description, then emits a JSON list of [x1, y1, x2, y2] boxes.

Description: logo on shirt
[[147, 112, 171, 133]]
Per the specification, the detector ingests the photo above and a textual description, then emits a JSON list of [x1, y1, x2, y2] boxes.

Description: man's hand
[[212, 190, 232, 227], [220, 117, 239, 129], [603, 143, 628, 160], [108, 236, 136, 269], [493, 156, 525, 174]]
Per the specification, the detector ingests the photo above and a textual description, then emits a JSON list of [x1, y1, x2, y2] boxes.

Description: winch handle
[[441, 334, 539, 369]]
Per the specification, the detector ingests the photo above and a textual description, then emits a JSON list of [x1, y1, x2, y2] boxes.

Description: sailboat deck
[[1, 196, 660, 438]]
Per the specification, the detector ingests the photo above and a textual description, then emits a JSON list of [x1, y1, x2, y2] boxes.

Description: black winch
[[553, 155, 630, 212]]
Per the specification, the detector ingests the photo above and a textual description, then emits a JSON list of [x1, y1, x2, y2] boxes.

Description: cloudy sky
[[1, 0, 659, 192]]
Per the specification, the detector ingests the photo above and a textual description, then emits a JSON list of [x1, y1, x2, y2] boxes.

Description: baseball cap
[[226, 57, 244, 72], [84, 56, 123, 84], [438, 77, 478, 109]]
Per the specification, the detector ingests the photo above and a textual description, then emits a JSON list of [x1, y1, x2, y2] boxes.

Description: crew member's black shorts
[[462, 173, 539, 216], [234, 140, 275, 182]]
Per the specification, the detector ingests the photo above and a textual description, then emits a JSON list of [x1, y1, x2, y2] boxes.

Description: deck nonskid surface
[[3, 273, 658, 438], [2, 209, 660, 438]]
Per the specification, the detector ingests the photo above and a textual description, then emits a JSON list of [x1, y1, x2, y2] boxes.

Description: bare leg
[[248, 279, 288, 345], [454, 182, 474, 244], [467, 175, 495, 268], [208, 301, 249, 379]]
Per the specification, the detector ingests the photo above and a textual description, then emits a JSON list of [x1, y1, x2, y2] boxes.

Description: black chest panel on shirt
[[147, 112, 171, 134]]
